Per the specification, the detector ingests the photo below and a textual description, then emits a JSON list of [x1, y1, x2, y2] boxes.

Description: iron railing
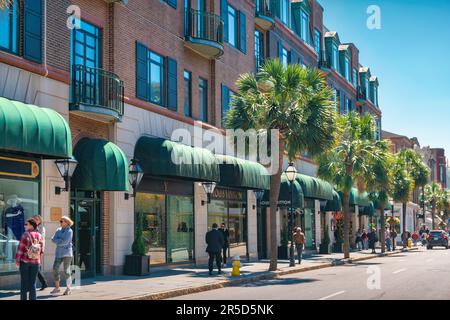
[[72, 65, 124, 117], [186, 8, 224, 44], [255, 0, 273, 18], [357, 86, 367, 101]]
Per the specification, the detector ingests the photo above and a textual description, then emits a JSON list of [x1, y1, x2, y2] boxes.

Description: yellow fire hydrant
[[408, 238, 412, 248], [231, 255, 241, 277]]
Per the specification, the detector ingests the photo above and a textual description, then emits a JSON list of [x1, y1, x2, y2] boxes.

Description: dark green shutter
[[239, 11, 246, 53], [221, 0, 228, 42], [221, 84, 230, 121], [166, 57, 178, 111], [167, 0, 177, 9], [136, 42, 148, 101], [288, 50, 292, 64], [23, 0, 43, 63], [277, 40, 282, 59], [291, 4, 300, 36], [270, 0, 280, 18]]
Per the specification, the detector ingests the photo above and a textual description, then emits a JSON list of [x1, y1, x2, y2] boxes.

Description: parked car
[[426, 230, 449, 249]]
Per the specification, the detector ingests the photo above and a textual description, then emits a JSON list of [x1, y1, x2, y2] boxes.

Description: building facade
[[0, 0, 383, 286]]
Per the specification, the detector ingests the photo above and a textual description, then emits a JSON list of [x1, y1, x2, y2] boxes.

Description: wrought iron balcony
[[357, 87, 367, 102], [185, 9, 224, 59], [70, 65, 124, 122], [255, 0, 274, 30], [318, 58, 331, 70]]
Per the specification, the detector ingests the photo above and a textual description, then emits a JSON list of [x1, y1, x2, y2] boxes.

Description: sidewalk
[[0, 247, 419, 300]]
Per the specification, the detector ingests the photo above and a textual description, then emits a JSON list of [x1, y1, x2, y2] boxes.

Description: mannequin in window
[[4, 195, 25, 240]]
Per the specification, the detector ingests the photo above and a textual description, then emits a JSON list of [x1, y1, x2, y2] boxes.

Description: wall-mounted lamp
[[125, 159, 144, 200], [201, 181, 216, 206], [54, 157, 78, 195]]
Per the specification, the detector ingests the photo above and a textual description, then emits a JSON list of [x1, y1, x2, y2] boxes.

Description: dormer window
[[331, 43, 338, 70]]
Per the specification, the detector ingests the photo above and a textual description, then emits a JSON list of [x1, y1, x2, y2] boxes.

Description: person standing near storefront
[[385, 227, 392, 251], [15, 219, 44, 300], [218, 223, 230, 267], [205, 223, 224, 276], [361, 229, 368, 250], [293, 227, 305, 264], [51, 216, 74, 296], [368, 228, 378, 254], [33, 215, 48, 291], [391, 228, 398, 251]]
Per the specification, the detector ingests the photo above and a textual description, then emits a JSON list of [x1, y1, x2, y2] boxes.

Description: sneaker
[[50, 288, 61, 295], [63, 288, 72, 296]]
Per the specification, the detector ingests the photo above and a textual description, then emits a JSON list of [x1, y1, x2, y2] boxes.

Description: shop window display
[[0, 178, 39, 273]]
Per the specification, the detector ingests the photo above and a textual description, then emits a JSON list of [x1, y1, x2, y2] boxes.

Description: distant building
[[381, 130, 418, 153]]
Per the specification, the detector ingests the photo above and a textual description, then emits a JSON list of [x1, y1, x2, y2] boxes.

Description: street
[[171, 248, 450, 300]]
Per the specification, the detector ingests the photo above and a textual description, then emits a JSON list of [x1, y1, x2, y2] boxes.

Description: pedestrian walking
[[355, 230, 362, 250], [33, 215, 48, 291], [293, 227, 305, 264], [385, 227, 392, 251], [205, 223, 224, 275], [361, 229, 368, 250], [15, 219, 44, 300], [412, 231, 419, 246], [51, 216, 74, 296], [218, 223, 230, 267], [391, 228, 398, 251], [368, 228, 378, 254]]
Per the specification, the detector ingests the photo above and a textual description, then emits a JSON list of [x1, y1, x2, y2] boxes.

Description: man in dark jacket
[[368, 228, 378, 254], [218, 223, 230, 267], [206, 223, 224, 275]]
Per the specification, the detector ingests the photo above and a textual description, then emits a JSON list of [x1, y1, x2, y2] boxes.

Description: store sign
[[0, 156, 39, 179], [212, 188, 245, 201]]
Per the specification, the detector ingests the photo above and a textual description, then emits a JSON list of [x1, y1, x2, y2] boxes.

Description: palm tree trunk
[[379, 203, 386, 254], [342, 191, 350, 259], [268, 141, 284, 271], [402, 201, 407, 248], [432, 205, 436, 230]]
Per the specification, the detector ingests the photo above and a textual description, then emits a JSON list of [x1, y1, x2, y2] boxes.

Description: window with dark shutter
[[277, 40, 282, 59], [23, 0, 43, 63], [238, 11, 246, 54], [136, 42, 149, 101], [166, 57, 178, 111]]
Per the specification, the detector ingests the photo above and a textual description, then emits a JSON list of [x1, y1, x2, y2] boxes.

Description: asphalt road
[[171, 248, 450, 300]]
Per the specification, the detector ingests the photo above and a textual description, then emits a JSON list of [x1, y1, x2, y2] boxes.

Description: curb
[[122, 247, 419, 301]]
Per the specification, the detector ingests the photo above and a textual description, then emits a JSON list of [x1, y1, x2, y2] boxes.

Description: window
[[254, 30, 264, 71], [184, 71, 192, 117], [374, 86, 379, 106], [300, 10, 309, 43], [221, 84, 236, 122], [0, 1, 18, 54], [281, 47, 289, 68], [365, 77, 370, 99], [148, 52, 165, 105], [352, 69, 358, 88], [344, 56, 350, 82], [331, 43, 339, 70], [199, 78, 208, 122], [314, 29, 321, 61], [227, 5, 238, 47], [280, 0, 289, 25]]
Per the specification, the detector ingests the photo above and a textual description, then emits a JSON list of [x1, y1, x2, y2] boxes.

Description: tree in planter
[[225, 59, 336, 271], [317, 112, 386, 259], [132, 212, 146, 256], [124, 212, 149, 276]]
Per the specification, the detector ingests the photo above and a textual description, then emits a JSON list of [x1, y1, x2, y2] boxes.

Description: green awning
[[71, 138, 129, 191], [261, 173, 304, 208], [0, 97, 72, 158], [215, 155, 269, 190], [296, 174, 334, 201], [134, 136, 220, 182], [340, 188, 370, 207], [323, 190, 342, 212], [360, 201, 375, 216]]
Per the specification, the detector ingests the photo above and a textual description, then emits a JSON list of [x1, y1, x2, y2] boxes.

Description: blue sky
[[319, 0, 450, 152]]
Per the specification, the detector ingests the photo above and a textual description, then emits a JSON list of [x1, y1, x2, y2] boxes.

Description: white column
[[247, 190, 258, 260], [194, 182, 208, 265], [315, 200, 321, 249]]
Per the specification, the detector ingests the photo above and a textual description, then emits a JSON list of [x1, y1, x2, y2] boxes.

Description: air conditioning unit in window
[[104, 0, 128, 5]]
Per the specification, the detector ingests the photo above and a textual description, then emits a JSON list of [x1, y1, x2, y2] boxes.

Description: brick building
[[0, 0, 383, 285]]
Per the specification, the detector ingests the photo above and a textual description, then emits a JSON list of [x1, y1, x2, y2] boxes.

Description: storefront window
[[135, 191, 194, 265], [0, 178, 39, 274]]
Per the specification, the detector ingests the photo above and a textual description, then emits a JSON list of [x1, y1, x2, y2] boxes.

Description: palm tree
[[317, 112, 384, 259], [392, 149, 430, 247], [425, 182, 443, 230], [440, 189, 450, 229], [225, 59, 336, 271], [366, 140, 393, 253], [0, 0, 13, 10]]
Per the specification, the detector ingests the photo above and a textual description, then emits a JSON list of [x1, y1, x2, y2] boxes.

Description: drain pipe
[[43, 0, 48, 77]]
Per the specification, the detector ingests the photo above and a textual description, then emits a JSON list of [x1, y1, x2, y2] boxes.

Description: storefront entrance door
[[71, 191, 101, 278]]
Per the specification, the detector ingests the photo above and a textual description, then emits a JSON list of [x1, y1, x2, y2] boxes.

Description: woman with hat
[[51, 216, 74, 296]]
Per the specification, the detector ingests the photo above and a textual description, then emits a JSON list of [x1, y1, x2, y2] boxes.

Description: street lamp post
[[285, 163, 297, 267], [391, 204, 396, 251]]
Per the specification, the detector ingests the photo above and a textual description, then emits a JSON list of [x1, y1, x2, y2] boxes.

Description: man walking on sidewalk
[[218, 223, 230, 267], [205, 223, 224, 276], [293, 227, 305, 264]]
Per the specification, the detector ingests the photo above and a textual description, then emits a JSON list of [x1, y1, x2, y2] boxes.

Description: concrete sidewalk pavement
[[0, 247, 419, 301]]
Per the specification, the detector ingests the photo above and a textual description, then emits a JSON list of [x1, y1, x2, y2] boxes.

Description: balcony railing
[[357, 87, 367, 101], [186, 9, 223, 45], [318, 58, 331, 70], [71, 65, 124, 120], [255, 0, 274, 30]]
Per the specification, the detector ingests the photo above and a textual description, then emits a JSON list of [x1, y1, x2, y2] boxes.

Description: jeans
[[19, 262, 40, 300], [53, 256, 73, 287], [296, 244, 303, 264], [356, 240, 363, 250], [222, 246, 229, 265], [208, 252, 222, 273], [386, 238, 392, 251]]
